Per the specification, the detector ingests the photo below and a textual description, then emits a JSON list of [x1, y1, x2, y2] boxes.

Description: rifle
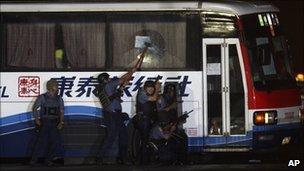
[[162, 110, 194, 133]]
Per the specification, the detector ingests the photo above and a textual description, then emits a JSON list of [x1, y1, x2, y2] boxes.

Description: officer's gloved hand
[[35, 119, 41, 127], [57, 122, 64, 130]]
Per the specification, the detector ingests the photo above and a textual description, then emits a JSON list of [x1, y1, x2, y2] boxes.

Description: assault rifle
[[162, 110, 194, 132]]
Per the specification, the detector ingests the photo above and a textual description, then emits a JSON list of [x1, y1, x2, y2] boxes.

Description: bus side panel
[[0, 71, 203, 157]]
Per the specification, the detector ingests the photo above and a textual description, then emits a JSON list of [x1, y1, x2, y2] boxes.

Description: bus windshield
[[241, 13, 296, 90]]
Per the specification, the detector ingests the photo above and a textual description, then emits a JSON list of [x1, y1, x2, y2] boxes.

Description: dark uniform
[[31, 92, 64, 165], [154, 84, 188, 164], [95, 74, 128, 163], [136, 82, 157, 165], [156, 84, 177, 122], [149, 119, 188, 164]]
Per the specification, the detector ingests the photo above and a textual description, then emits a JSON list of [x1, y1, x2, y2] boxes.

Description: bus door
[[202, 38, 248, 150]]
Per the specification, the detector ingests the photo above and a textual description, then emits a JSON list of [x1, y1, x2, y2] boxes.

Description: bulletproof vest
[[160, 94, 177, 121], [140, 101, 157, 122], [41, 94, 61, 117], [95, 84, 111, 108], [163, 94, 175, 107]]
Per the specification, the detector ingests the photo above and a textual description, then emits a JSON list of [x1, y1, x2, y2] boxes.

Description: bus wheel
[[127, 120, 141, 165]]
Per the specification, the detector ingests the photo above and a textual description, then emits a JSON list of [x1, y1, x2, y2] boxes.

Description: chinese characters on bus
[[13, 75, 192, 98], [52, 75, 192, 98], [18, 76, 40, 97]]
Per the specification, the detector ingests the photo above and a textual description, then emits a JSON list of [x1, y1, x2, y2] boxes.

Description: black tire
[[127, 118, 142, 165]]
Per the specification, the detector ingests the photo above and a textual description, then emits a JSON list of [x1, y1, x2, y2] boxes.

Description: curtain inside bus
[[61, 23, 106, 69], [6, 23, 56, 68]]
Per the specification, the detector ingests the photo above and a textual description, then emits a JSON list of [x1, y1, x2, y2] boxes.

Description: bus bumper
[[252, 123, 303, 150]]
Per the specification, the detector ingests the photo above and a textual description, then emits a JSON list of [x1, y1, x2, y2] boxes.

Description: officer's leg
[[99, 112, 119, 158], [46, 122, 60, 164], [158, 142, 171, 163], [177, 130, 188, 163], [172, 129, 188, 164], [118, 116, 128, 162], [139, 117, 151, 164], [165, 138, 178, 164], [30, 123, 47, 164]]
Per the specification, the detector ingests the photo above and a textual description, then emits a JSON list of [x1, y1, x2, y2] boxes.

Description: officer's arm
[[59, 98, 64, 124], [164, 101, 177, 111], [32, 96, 42, 125], [120, 48, 147, 85], [148, 95, 158, 101], [119, 67, 136, 85], [140, 91, 157, 102]]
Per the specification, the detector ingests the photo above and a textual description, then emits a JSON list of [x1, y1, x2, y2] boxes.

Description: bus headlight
[[254, 111, 278, 125]]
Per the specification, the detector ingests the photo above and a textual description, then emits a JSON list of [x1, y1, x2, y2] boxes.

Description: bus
[[0, 0, 303, 161]]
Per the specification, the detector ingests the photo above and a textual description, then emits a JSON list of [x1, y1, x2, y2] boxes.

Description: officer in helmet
[[94, 67, 136, 164], [30, 79, 64, 166], [136, 80, 161, 164]]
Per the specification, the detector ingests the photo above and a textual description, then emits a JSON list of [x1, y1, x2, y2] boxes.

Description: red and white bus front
[[240, 13, 303, 150]]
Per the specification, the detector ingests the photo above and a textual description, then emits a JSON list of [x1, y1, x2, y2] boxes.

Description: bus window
[[229, 45, 245, 135], [6, 23, 56, 69], [202, 12, 237, 38], [109, 14, 186, 69], [2, 13, 107, 70], [242, 13, 296, 90], [256, 37, 277, 76], [61, 22, 106, 69], [207, 45, 222, 135]]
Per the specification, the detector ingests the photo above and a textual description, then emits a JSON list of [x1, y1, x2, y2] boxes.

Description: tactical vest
[[137, 98, 157, 123], [95, 84, 111, 108], [141, 101, 157, 118], [41, 94, 61, 117]]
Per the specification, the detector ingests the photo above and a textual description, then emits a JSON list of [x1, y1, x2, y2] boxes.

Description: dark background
[[266, 0, 304, 73]]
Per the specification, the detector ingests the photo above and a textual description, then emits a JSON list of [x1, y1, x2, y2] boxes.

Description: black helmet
[[144, 80, 155, 89], [97, 73, 110, 83]]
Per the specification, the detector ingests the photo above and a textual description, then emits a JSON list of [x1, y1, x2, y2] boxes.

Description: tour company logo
[[18, 76, 40, 97], [288, 160, 301, 167]]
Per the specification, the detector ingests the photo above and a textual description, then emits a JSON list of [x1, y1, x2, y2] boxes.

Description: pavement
[[1, 163, 303, 171], [1, 152, 303, 171]]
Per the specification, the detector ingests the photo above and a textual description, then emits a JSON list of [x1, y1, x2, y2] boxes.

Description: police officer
[[157, 84, 177, 123], [95, 67, 136, 164], [149, 117, 182, 164], [136, 80, 161, 164], [30, 79, 64, 166], [155, 83, 188, 164], [149, 115, 189, 165]]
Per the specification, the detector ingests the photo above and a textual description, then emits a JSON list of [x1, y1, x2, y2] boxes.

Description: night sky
[[266, 0, 304, 73]]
